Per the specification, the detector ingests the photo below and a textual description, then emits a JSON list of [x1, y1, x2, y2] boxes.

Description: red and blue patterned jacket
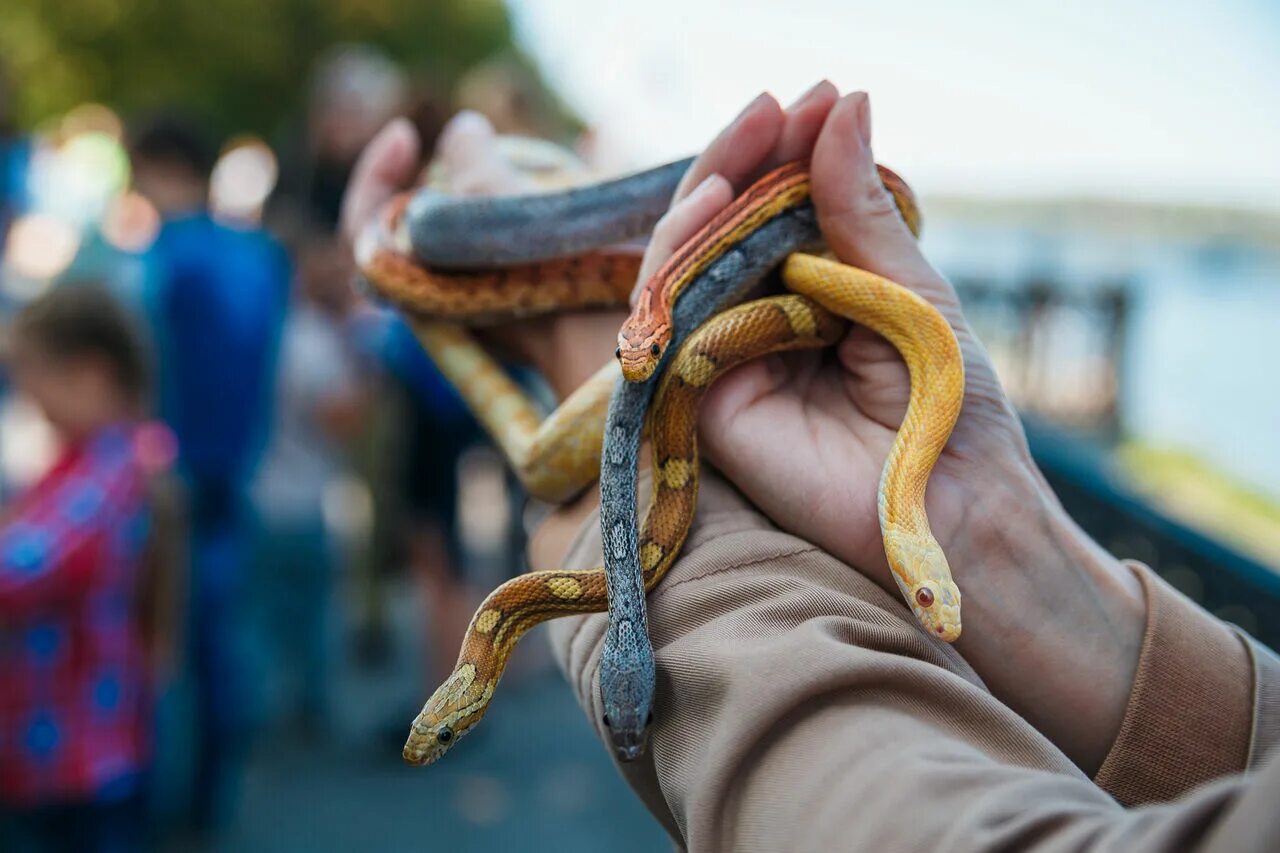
[[0, 424, 153, 806]]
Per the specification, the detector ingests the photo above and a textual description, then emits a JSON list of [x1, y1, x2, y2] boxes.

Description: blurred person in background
[[250, 232, 363, 727], [129, 114, 290, 833], [301, 44, 408, 230], [0, 285, 166, 853], [298, 46, 486, 683], [376, 316, 481, 685]]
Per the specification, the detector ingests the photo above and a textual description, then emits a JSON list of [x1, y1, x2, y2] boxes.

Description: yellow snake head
[[885, 531, 962, 643], [905, 576, 962, 643], [616, 289, 669, 383], [402, 664, 490, 766]]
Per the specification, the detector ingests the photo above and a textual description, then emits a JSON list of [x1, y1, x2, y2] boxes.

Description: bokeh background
[[0, 1, 1277, 851]]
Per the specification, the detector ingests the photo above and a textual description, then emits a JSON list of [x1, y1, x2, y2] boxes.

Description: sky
[[507, 0, 1280, 207]]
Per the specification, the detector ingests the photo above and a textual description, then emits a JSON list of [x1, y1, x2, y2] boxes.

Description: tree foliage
[[1, 0, 523, 135]]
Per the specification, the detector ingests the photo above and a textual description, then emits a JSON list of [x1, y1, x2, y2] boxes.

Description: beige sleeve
[[1094, 562, 1280, 805], [545, 472, 1280, 852]]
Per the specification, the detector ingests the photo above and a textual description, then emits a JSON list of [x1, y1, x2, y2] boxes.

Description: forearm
[[945, 460, 1146, 774], [947, 454, 1275, 803], [544, 472, 1279, 851]]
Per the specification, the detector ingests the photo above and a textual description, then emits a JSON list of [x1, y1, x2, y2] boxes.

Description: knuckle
[[857, 183, 901, 220]]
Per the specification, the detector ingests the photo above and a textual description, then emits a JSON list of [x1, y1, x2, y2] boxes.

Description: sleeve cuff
[[1093, 561, 1253, 806], [1244, 627, 1280, 766]]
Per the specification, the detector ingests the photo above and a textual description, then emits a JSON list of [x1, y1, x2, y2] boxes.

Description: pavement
[[215, 577, 669, 852]]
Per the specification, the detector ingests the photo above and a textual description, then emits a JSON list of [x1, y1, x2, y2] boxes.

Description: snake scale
[[356, 153, 964, 765]]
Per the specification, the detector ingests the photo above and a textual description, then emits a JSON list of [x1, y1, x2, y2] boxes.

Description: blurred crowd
[[0, 45, 571, 851]]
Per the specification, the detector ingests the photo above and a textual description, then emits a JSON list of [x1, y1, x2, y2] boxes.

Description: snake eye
[[614, 347, 622, 360], [915, 587, 935, 608], [436, 727, 453, 744], [649, 344, 661, 357], [646, 711, 654, 726], [602, 714, 611, 728]]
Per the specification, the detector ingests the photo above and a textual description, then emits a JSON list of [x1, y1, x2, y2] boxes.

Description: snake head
[[402, 664, 487, 766], [616, 331, 667, 383], [907, 577, 962, 643], [599, 619, 656, 762], [616, 289, 670, 383], [885, 531, 963, 643]]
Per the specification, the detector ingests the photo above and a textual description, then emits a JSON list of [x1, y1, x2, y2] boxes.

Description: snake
[[597, 161, 959, 759], [401, 293, 848, 765], [355, 152, 963, 765]]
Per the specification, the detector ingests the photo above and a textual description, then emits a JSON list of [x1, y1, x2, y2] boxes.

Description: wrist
[[951, 462, 1146, 773]]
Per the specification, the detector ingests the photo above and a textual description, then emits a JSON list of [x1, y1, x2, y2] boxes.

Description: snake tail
[[403, 294, 846, 766], [783, 252, 965, 640]]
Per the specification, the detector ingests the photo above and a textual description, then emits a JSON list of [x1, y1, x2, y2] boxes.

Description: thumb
[[340, 117, 420, 246], [811, 92, 940, 292]]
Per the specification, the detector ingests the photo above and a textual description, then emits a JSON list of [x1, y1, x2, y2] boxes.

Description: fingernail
[[447, 110, 492, 139], [731, 92, 772, 127], [688, 173, 725, 201], [788, 79, 829, 110]]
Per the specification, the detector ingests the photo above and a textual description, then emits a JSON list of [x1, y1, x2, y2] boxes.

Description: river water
[[923, 219, 1280, 499]]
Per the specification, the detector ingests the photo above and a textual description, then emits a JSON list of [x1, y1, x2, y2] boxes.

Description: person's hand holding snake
[[635, 83, 1148, 774], [343, 85, 1150, 775]]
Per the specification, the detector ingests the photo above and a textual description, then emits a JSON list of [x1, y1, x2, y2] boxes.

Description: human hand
[[642, 86, 1147, 774], [341, 112, 626, 398]]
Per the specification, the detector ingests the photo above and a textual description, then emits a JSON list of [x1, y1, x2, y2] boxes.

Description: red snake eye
[[915, 587, 935, 608]]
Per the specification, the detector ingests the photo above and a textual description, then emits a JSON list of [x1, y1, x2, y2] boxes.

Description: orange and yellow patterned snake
[[355, 153, 964, 764]]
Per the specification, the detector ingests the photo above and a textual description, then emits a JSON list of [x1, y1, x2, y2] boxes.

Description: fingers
[[775, 80, 840, 164], [632, 174, 735, 302], [811, 93, 948, 295], [644, 81, 836, 302], [340, 117, 421, 246], [673, 93, 785, 200], [436, 110, 534, 196]]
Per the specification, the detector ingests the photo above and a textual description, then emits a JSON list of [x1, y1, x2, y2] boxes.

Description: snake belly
[[403, 294, 845, 766]]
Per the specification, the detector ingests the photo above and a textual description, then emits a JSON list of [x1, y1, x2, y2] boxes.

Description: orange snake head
[[616, 322, 669, 383], [403, 664, 489, 766], [616, 285, 670, 383]]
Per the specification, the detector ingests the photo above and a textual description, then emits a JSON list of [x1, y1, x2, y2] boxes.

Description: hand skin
[[341, 89, 1147, 775]]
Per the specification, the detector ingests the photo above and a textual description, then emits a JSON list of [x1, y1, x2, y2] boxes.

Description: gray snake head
[[599, 618, 656, 762]]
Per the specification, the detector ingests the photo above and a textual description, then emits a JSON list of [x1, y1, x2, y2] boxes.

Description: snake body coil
[[407, 157, 694, 267], [356, 151, 964, 767], [402, 294, 846, 765]]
